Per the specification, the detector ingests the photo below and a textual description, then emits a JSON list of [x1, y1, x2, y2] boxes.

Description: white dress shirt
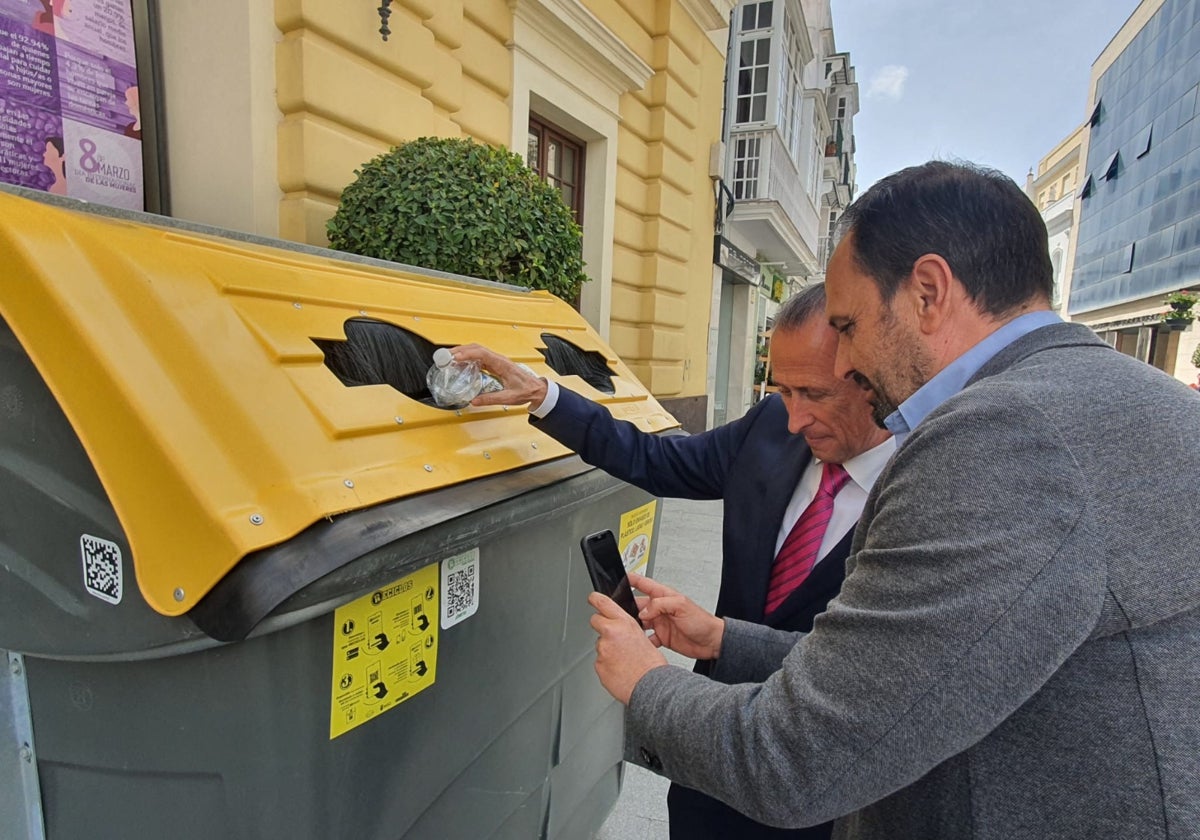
[[530, 379, 560, 417], [773, 437, 896, 563]]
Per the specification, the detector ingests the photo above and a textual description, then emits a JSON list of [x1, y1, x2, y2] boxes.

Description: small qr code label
[[80, 534, 123, 605], [440, 548, 479, 629]]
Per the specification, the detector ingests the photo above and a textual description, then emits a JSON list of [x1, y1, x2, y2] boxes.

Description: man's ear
[[907, 253, 956, 334]]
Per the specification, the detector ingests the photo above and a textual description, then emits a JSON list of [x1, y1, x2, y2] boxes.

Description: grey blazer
[[625, 323, 1200, 839]]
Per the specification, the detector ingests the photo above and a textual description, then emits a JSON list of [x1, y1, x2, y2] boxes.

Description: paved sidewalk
[[593, 496, 725, 840]]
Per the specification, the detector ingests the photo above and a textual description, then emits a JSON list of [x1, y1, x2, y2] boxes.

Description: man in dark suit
[[453, 284, 892, 840]]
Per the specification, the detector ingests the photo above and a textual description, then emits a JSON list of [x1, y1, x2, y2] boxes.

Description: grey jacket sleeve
[[623, 387, 1107, 829], [707, 618, 804, 684]]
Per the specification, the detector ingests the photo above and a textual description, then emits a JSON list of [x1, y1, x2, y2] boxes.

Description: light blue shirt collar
[[884, 310, 1062, 442]]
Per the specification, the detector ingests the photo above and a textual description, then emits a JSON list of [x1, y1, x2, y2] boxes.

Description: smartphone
[[580, 529, 641, 621]]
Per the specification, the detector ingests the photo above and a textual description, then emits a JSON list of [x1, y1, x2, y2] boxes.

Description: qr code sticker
[[440, 548, 479, 629], [80, 534, 123, 605]]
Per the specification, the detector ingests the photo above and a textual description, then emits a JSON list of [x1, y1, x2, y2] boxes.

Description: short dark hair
[[835, 161, 1053, 316], [774, 282, 826, 333]]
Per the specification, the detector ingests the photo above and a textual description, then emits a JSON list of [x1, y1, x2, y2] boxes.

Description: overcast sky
[[831, 0, 1141, 192]]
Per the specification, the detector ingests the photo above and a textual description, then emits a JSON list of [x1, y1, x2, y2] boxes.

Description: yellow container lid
[[0, 191, 677, 616]]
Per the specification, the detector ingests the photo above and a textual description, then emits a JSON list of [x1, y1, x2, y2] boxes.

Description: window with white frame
[[741, 0, 772, 31], [733, 135, 762, 199], [735, 36, 771, 124], [779, 11, 804, 160], [779, 26, 800, 156], [735, 1, 773, 125]]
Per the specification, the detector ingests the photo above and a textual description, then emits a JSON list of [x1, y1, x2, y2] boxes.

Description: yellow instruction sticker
[[329, 564, 438, 739], [618, 500, 657, 572]]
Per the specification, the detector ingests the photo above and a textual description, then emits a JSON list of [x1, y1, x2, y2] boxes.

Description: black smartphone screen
[[580, 529, 640, 621]]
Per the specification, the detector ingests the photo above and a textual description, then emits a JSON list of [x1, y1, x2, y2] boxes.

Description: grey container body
[[0, 314, 658, 839]]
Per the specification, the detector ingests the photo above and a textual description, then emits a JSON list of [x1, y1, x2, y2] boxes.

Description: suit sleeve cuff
[[530, 379, 560, 418]]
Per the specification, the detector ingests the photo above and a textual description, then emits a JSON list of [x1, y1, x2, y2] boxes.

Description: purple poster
[[52, 0, 136, 66], [0, 0, 143, 209], [60, 116, 140, 207]]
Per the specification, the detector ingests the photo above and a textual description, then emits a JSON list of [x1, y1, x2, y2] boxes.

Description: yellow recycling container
[[0, 186, 677, 839]]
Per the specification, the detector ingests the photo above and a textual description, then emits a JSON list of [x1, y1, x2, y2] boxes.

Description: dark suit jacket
[[535, 386, 849, 839]]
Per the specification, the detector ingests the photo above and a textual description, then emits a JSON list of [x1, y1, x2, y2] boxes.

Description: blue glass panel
[[1069, 0, 1200, 313]]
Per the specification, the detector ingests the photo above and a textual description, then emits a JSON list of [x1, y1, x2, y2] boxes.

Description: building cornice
[[510, 0, 653, 93], [1034, 148, 1081, 181], [678, 0, 734, 31]]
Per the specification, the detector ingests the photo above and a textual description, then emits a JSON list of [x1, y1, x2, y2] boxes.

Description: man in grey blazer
[[587, 160, 1200, 839]]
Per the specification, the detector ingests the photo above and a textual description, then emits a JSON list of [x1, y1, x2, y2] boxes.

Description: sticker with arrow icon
[[329, 563, 439, 739]]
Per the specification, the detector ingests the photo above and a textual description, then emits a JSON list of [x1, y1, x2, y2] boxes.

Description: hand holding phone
[[580, 529, 640, 621]]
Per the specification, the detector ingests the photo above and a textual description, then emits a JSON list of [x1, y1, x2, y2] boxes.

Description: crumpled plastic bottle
[[426, 348, 503, 409]]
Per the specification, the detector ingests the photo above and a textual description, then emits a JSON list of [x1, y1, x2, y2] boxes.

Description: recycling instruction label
[[329, 564, 438, 739], [618, 500, 657, 572]]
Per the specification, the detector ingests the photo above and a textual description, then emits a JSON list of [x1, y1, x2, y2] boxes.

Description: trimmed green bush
[[327, 136, 587, 301]]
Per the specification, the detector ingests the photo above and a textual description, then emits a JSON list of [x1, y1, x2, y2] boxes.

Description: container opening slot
[[538, 334, 615, 394], [314, 318, 440, 404]]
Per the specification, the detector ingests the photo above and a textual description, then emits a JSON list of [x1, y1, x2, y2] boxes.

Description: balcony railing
[[729, 127, 820, 248]]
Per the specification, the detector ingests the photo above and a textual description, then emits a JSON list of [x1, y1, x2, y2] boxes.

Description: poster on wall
[[0, 0, 143, 210]]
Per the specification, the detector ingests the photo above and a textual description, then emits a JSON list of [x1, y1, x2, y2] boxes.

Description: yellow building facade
[[1029, 123, 1084, 213], [155, 0, 734, 428]]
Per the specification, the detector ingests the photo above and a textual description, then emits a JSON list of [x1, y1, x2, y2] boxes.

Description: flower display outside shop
[[1163, 289, 1198, 323]]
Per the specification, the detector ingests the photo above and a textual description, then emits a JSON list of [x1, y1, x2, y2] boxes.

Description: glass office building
[[1069, 0, 1200, 378]]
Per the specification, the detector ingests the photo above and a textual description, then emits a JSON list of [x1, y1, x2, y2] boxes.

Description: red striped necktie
[[764, 461, 851, 615]]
